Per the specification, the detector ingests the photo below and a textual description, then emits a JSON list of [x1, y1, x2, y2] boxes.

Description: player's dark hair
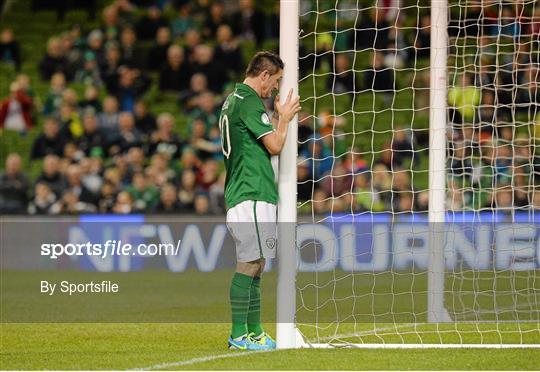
[[245, 51, 284, 77]]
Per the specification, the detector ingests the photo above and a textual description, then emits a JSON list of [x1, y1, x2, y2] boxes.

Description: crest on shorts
[[261, 113, 271, 125], [266, 238, 276, 250]]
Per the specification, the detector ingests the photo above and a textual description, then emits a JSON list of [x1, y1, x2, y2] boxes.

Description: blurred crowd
[[1, 1, 540, 215]]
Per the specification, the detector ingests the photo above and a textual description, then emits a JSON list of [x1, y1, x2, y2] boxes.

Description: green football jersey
[[219, 83, 278, 210]]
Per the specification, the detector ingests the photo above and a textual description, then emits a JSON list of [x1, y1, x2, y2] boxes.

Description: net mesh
[[295, 0, 540, 345]]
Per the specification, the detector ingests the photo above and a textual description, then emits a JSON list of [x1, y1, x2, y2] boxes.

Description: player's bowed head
[[243, 51, 301, 155]]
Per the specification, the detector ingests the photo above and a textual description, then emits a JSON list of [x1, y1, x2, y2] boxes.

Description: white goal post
[[276, 0, 540, 349]]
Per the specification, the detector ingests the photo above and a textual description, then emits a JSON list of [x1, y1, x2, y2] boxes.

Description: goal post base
[[428, 307, 453, 323]]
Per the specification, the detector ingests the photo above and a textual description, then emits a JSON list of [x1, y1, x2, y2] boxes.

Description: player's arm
[[261, 89, 301, 156]]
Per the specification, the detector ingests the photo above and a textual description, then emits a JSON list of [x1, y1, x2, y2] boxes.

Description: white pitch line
[[131, 349, 276, 371], [131, 325, 403, 370]]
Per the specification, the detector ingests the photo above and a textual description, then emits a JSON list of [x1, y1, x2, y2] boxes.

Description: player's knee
[[236, 260, 262, 277]]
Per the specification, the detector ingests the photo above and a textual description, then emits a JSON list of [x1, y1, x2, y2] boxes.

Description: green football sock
[[247, 276, 264, 336], [230, 272, 253, 339]]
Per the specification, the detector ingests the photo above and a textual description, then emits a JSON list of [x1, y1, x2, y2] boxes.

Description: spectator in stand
[[136, 5, 169, 41], [178, 169, 197, 210], [101, 43, 122, 85], [103, 163, 124, 191], [59, 146, 76, 173], [98, 95, 120, 133], [411, 14, 430, 61], [353, 7, 389, 50], [179, 147, 202, 173], [320, 159, 353, 202], [38, 36, 70, 81], [384, 24, 408, 69], [119, 27, 146, 69], [105, 65, 151, 112], [448, 72, 481, 125], [86, 29, 106, 68], [79, 85, 102, 113], [300, 135, 333, 180], [477, 90, 496, 141], [75, 51, 102, 87], [372, 163, 393, 208], [265, 2, 280, 40], [184, 29, 202, 62], [297, 158, 313, 203], [79, 111, 106, 156], [0, 81, 33, 134], [151, 151, 175, 179], [172, 3, 196, 38], [42, 71, 67, 117], [529, 6, 540, 39], [28, 182, 57, 215], [209, 171, 225, 213], [190, 0, 212, 24], [154, 183, 181, 213], [327, 53, 355, 94], [97, 181, 116, 212], [391, 170, 413, 212], [60, 29, 83, 71], [190, 118, 221, 160], [179, 73, 209, 112], [58, 101, 83, 143], [214, 24, 243, 79], [364, 51, 394, 96], [102, 5, 121, 42], [496, 6, 520, 39], [194, 192, 211, 215], [62, 88, 79, 109], [494, 142, 513, 187], [112, 191, 135, 214], [79, 157, 103, 195], [492, 186, 514, 211], [65, 164, 98, 206], [0, 28, 21, 71], [518, 65, 540, 122], [203, 2, 229, 39], [53, 190, 97, 214], [449, 141, 473, 185], [108, 111, 143, 155], [147, 26, 171, 71], [196, 159, 219, 191], [0, 153, 29, 214], [114, 0, 137, 27], [391, 127, 414, 167], [159, 45, 192, 93], [395, 191, 415, 213], [353, 172, 385, 212], [312, 189, 330, 214], [126, 172, 159, 211], [126, 146, 145, 174], [31, 118, 64, 159], [133, 99, 157, 137], [191, 44, 225, 93], [14, 73, 36, 108], [35, 155, 66, 197], [233, 0, 266, 45], [148, 112, 184, 158], [188, 91, 218, 133]]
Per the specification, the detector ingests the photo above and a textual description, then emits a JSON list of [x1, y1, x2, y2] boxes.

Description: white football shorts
[[226, 200, 277, 262]]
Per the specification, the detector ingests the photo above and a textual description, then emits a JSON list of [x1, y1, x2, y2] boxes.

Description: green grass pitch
[[1, 323, 539, 370], [1, 270, 539, 370]]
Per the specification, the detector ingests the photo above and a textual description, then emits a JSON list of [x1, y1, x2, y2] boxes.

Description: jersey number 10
[[219, 114, 231, 159]]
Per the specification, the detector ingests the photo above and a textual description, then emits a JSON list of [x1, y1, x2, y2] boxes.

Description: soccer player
[[219, 51, 301, 350]]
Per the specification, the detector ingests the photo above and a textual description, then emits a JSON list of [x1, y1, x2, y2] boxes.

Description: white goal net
[[285, 0, 540, 347]]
